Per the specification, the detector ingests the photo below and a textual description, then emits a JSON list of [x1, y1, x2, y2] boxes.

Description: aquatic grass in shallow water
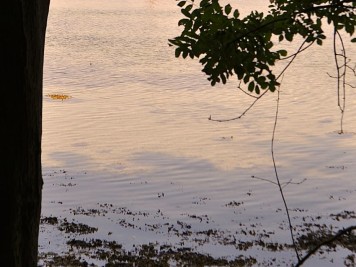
[[46, 94, 72, 101], [38, 208, 356, 266]]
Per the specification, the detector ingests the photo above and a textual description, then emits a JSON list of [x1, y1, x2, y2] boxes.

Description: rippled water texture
[[41, 0, 356, 265]]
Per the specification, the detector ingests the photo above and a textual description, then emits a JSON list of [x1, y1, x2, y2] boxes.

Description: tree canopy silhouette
[[169, 0, 355, 92]]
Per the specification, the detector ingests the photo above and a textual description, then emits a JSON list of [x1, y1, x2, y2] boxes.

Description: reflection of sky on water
[[41, 147, 356, 265], [41, 0, 356, 265]]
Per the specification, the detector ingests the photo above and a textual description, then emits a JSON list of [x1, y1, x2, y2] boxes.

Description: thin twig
[[271, 77, 301, 261], [333, 28, 347, 134], [251, 175, 278, 186], [338, 30, 347, 135], [346, 63, 356, 75], [251, 176, 307, 189], [237, 86, 259, 99], [282, 178, 307, 189], [276, 39, 309, 81], [345, 82, 355, 88], [279, 41, 314, 61], [209, 39, 310, 122], [209, 90, 268, 122]]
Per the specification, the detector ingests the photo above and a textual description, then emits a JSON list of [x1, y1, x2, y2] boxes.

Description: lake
[[40, 0, 356, 266]]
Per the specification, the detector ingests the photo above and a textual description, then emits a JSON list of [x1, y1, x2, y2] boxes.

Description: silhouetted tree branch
[[295, 226, 356, 267]]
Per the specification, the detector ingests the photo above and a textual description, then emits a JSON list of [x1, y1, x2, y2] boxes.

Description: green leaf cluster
[[169, 0, 355, 93]]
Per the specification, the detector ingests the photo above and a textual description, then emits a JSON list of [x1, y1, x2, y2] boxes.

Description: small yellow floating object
[[46, 94, 72, 101]]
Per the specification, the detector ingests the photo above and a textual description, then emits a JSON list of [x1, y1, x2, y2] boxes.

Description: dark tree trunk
[[0, 0, 50, 266]]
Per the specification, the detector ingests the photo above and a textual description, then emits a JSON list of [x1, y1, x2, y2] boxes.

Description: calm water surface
[[40, 0, 356, 265]]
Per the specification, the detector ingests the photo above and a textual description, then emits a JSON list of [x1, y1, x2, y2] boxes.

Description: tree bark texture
[[0, 0, 50, 266]]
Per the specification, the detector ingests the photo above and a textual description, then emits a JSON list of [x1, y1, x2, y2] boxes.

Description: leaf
[[235, 67, 244, 80], [175, 48, 182, 58], [243, 74, 250, 84], [185, 4, 193, 12], [225, 4, 232, 15], [178, 18, 189, 26], [255, 85, 260, 94], [345, 22, 355, 35], [278, 50, 287, 57], [248, 81, 255, 92], [221, 73, 227, 84], [285, 32, 293, 42], [257, 76, 266, 84], [260, 82, 268, 89], [336, 24, 344, 30], [181, 8, 191, 18], [269, 84, 276, 92], [177, 1, 186, 7]]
